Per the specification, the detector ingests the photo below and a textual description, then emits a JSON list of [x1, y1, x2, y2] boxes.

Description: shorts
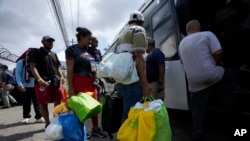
[[35, 84, 64, 104], [73, 76, 97, 100]]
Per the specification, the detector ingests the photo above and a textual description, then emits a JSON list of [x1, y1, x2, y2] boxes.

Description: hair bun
[[76, 27, 82, 32]]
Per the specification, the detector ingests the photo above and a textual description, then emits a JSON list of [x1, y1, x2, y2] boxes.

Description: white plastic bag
[[97, 52, 139, 84], [45, 116, 64, 140]]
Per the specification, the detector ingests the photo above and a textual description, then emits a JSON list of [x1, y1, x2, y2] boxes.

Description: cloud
[[0, 0, 144, 67]]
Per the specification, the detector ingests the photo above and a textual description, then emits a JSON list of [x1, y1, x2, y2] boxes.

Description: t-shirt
[[1, 71, 15, 85], [65, 44, 93, 76], [15, 60, 35, 88], [88, 47, 102, 62], [29, 47, 61, 81], [178, 31, 224, 92], [117, 23, 147, 53], [146, 48, 165, 83]]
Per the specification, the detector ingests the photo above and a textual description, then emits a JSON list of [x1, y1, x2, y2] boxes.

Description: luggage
[[101, 91, 123, 139]]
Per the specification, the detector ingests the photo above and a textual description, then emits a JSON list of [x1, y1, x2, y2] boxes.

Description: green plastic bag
[[68, 92, 102, 123], [153, 103, 172, 141]]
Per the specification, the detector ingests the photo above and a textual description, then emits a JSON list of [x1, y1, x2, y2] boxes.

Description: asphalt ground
[[0, 104, 112, 141]]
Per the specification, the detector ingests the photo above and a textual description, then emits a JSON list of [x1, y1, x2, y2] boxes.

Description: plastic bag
[[59, 111, 85, 141], [117, 102, 156, 141], [96, 52, 139, 84], [153, 102, 172, 141], [45, 116, 63, 140], [68, 92, 102, 123], [117, 97, 172, 141]]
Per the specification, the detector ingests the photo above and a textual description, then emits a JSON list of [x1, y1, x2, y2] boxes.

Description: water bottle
[[39, 80, 51, 91]]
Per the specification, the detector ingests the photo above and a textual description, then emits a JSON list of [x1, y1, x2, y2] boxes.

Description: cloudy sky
[[0, 0, 144, 70]]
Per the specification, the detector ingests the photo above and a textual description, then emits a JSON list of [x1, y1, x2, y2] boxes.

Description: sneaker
[[21, 118, 30, 124], [35, 117, 45, 123], [86, 133, 91, 139], [91, 128, 107, 138]]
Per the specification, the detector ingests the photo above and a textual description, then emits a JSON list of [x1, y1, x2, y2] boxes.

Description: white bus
[[103, 0, 250, 113]]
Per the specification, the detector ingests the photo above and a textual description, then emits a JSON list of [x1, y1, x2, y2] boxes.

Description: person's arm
[[66, 58, 75, 97], [157, 64, 165, 91], [30, 62, 49, 89], [57, 66, 65, 84], [134, 51, 151, 96], [15, 60, 26, 92], [213, 49, 223, 66]]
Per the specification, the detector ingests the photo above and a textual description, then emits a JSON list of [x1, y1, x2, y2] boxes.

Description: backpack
[[22, 48, 38, 82]]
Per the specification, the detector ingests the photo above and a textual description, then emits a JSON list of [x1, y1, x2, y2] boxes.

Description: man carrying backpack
[[1, 65, 18, 108], [29, 36, 65, 129]]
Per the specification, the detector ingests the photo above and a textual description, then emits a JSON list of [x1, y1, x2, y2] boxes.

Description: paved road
[[0, 104, 191, 141], [0, 104, 112, 141], [1, 104, 249, 141]]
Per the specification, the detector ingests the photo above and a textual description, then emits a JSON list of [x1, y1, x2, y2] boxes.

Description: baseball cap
[[147, 37, 155, 44], [129, 11, 144, 22], [41, 36, 55, 42]]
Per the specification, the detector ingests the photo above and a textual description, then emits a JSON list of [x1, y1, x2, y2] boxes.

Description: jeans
[[22, 87, 42, 119], [116, 82, 143, 123], [190, 69, 237, 137]]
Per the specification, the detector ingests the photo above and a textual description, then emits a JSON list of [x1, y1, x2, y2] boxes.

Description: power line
[[50, 0, 69, 47], [46, 0, 61, 38], [70, 0, 74, 34], [77, 0, 79, 27]]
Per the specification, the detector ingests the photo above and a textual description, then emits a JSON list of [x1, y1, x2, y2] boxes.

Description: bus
[[103, 0, 250, 113]]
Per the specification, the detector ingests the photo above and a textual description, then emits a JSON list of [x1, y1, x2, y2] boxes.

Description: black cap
[[41, 36, 55, 42]]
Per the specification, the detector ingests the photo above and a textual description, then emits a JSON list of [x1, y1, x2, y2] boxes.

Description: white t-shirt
[[178, 31, 224, 92]]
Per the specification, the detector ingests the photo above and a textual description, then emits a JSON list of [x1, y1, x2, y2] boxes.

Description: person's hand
[[61, 77, 65, 84], [142, 84, 153, 96], [18, 86, 26, 93], [38, 79, 50, 89], [157, 83, 164, 92], [104, 78, 116, 84], [67, 87, 75, 97]]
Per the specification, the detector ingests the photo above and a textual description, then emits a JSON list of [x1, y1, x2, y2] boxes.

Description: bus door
[[142, 0, 189, 110]]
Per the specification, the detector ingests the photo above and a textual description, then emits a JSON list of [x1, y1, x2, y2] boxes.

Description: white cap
[[129, 11, 144, 22]]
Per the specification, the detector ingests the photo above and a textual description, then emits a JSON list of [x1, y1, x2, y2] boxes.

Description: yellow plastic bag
[[117, 102, 156, 141]]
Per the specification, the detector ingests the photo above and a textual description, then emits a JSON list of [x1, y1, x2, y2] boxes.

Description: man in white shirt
[[178, 20, 237, 141]]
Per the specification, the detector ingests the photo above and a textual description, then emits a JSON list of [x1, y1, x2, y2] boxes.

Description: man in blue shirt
[[1, 65, 17, 108], [146, 37, 165, 100]]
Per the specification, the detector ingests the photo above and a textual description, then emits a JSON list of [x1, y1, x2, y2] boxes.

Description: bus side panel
[[164, 60, 189, 110]]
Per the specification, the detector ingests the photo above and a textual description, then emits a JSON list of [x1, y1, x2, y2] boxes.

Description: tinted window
[[143, 0, 178, 59]]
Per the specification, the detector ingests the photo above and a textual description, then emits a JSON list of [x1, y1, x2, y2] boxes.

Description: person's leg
[[90, 86, 107, 138], [40, 104, 49, 127], [2, 85, 10, 107], [116, 82, 143, 123], [22, 89, 31, 119], [34, 84, 51, 128], [190, 88, 211, 140], [28, 88, 42, 119], [91, 88, 99, 129], [7, 84, 17, 104]]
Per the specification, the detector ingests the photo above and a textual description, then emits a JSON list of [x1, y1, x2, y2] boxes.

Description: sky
[[0, 0, 145, 70]]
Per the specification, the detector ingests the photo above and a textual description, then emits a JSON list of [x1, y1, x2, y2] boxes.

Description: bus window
[[151, 0, 177, 59]]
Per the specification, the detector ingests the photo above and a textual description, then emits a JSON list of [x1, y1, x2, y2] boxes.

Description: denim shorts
[[116, 82, 143, 123]]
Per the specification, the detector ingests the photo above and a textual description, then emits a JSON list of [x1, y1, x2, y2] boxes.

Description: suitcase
[[101, 91, 123, 139]]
